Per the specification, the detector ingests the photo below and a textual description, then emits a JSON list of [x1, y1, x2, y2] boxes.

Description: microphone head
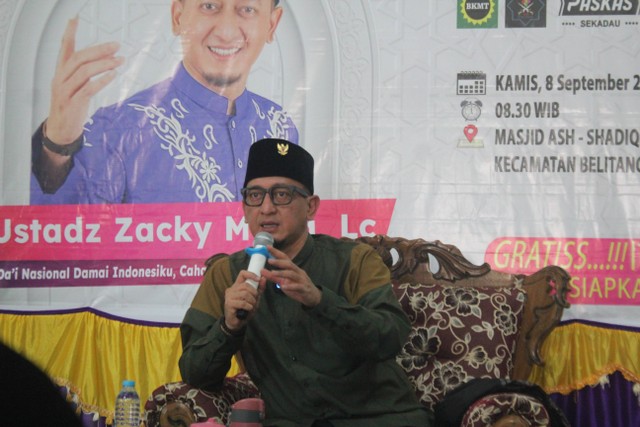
[[253, 231, 274, 248]]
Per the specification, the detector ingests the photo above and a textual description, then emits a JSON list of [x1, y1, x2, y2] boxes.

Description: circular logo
[[461, 0, 496, 25]]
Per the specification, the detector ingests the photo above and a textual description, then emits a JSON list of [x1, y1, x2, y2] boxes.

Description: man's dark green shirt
[[179, 234, 432, 426]]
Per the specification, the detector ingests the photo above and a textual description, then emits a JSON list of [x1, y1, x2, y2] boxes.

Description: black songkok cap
[[243, 139, 314, 194]]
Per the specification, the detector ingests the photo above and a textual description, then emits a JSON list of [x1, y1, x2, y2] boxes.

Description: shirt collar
[[173, 62, 250, 115]]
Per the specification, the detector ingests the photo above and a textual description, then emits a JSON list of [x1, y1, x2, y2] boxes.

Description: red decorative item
[[228, 398, 265, 427]]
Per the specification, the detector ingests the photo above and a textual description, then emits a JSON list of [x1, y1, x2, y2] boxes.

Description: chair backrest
[[351, 235, 571, 381]]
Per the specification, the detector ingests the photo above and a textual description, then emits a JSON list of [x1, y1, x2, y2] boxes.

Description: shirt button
[[291, 356, 297, 361], [237, 159, 243, 168], [231, 120, 236, 129]]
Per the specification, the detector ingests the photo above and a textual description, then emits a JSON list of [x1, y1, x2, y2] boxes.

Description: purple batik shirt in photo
[[30, 62, 298, 204]]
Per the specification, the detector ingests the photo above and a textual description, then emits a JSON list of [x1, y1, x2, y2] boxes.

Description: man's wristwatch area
[[219, 316, 245, 338], [42, 121, 84, 156]]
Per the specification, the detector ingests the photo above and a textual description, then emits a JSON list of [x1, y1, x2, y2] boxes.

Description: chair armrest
[[513, 265, 571, 380], [461, 392, 551, 426], [144, 374, 259, 427], [434, 379, 570, 427]]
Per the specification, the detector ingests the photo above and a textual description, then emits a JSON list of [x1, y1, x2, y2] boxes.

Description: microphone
[[236, 232, 274, 320]]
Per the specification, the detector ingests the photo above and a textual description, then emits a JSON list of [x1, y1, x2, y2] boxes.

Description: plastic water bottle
[[114, 380, 140, 427]]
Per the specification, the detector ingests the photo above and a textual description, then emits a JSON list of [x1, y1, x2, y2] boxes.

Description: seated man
[[178, 138, 433, 426]]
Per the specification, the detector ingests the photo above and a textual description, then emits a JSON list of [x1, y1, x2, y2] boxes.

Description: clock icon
[[461, 98, 482, 121]]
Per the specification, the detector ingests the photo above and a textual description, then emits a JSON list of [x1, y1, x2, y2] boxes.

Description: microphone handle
[[236, 280, 258, 319], [236, 248, 266, 320]]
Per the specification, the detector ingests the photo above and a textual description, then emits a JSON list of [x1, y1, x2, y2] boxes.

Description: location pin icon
[[464, 125, 478, 142]]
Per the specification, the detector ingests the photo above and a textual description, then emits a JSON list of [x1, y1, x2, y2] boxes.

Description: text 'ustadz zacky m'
[[0, 216, 213, 249]]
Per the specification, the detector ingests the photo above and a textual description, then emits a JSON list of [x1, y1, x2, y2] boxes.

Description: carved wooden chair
[[356, 235, 570, 426], [144, 235, 571, 426]]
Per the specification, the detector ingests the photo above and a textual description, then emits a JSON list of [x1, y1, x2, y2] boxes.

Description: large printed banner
[[1, 0, 639, 327], [0, 199, 395, 287]]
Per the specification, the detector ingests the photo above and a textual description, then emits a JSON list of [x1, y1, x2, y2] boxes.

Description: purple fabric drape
[[550, 371, 640, 427], [79, 411, 109, 427], [58, 385, 110, 427]]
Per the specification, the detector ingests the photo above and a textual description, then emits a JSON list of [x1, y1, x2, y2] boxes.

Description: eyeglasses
[[241, 184, 310, 206]]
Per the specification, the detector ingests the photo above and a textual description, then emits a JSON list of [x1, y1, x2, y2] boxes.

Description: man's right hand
[[223, 271, 266, 331], [45, 16, 124, 149]]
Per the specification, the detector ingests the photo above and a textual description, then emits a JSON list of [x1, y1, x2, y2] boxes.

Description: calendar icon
[[457, 72, 486, 95]]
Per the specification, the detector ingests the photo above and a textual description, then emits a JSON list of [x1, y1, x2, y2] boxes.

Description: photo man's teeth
[[209, 47, 240, 56]]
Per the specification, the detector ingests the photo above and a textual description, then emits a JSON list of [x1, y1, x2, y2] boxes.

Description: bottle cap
[[123, 380, 135, 387]]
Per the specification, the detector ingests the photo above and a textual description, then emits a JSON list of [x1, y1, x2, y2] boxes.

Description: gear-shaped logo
[[458, 0, 498, 28]]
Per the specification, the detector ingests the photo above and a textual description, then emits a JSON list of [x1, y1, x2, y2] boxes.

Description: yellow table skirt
[[529, 321, 640, 394], [0, 309, 241, 422], [2, 310, 638, 420]]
